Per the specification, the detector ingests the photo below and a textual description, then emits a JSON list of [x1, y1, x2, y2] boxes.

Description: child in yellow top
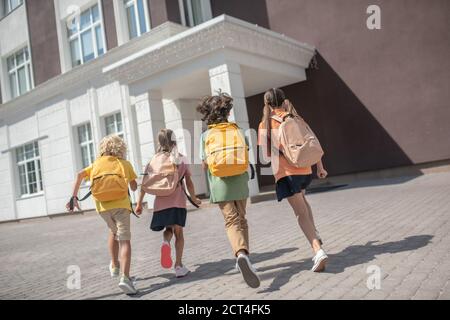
[[66, 135, 138, 295]]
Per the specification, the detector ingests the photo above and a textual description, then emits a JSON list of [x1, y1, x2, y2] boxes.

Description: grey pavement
[[1, 172, 449, 300]]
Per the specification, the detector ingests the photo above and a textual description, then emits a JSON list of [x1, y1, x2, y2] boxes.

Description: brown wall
[[102, 0, 118, 49], [245, 0, 450, 182], [26, 0, 61, 86], [148, 0, 181, 27], [210, 0, 269, 28]]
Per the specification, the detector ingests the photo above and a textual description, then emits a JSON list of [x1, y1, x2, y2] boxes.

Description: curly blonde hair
[[99, 135, 127, 159]]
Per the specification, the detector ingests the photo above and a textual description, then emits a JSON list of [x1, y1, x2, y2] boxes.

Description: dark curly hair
[[196, 92, 233, 125]]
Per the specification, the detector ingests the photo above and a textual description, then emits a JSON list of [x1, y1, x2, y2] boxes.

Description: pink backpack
[[141, 152, 179, 196], [271, 114, 324, 167]]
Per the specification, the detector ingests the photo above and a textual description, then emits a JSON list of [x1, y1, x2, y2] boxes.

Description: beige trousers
[[218, 199, 249, 257]]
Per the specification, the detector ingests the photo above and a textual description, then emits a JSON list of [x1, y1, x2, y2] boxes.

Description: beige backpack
[[141, 152, 179, 196], [271, 114, 324, 167]]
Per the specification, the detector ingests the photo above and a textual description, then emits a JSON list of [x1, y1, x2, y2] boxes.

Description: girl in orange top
[[258, 88, 328, 272]]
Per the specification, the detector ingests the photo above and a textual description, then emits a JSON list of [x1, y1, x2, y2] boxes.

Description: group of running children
[[66, 88, 329, 295]]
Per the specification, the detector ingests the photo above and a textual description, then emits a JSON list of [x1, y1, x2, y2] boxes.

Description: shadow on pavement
[[257, 235, 433, 293], [306, 175, 425, 195], [85, 247, 297, 300], [85, 235, 432, 299]]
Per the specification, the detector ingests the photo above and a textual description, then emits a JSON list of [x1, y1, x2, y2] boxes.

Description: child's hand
[[317, 168, 328, 179], [193, 197, 202, 207], [135, 203, 143, 215], [66, 197, 80, 212]]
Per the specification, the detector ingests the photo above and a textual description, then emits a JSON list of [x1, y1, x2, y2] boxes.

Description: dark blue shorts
[[275, 175, 313, 202]]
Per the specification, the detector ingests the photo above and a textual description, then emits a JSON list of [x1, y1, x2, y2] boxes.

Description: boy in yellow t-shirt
[[66, 135, 138, 295]]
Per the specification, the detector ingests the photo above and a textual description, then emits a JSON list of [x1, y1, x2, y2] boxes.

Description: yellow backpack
[[89, 156, 129, 202], [205, 123, 249, 177]]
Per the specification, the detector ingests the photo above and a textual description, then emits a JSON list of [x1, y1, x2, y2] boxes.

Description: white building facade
[[0, 1, 314, 222]]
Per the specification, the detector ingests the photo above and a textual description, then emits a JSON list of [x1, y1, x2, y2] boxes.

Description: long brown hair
[[157, 129, 177, 153], [261, 88, 299, 152], [261, 88, 300, 129]]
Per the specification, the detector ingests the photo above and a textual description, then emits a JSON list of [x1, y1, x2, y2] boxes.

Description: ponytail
[[284, 99, 299, 117], [261, 102, 272, 156]]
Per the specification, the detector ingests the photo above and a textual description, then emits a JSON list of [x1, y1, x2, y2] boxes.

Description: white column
[[53, 0, 71, 73], [0, 124, 17, 221], [209, 62, 260, 196], [0, 54, 10, 102], [163, 99, 207, 195], [134, 90, 165, 169], [112, 0, 129, 46], [88, 88, 102, 148], [120, 84, 141, 170], [133, 90, 165, 209]]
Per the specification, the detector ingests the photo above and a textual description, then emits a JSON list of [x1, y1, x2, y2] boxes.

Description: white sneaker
[[311, 249, 328, 272], [175, 265, 190, 278], [109, 262, 120, 278], [237, 254, 260, 288], [236, 262, 258, 273], [118, 275, 138, 295]]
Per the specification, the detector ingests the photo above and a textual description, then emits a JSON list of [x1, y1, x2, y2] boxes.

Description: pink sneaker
[[161, 241, 173, 269]]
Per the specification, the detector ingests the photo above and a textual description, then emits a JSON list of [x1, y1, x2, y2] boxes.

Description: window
[[16, 141, 43, 196], [124, 0, 149, 39], [179, 0, 212, 27], [104, 113, 124, 138], [2, 0, 23, 16], [77, 123, 95, 168], [67, 3, 105, 67], [7, 46, 33, 99]]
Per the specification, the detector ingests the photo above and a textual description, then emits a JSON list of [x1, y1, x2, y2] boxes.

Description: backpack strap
[[271, 113, 295, 123], [179, 176, 200, 208], [270, 115, 284, 123], [68, 158, 139, 218], [128, 189, 140, 218], [68, 189, 91, 211], [249, 164, 255, 180], [68, 190, 139, 218]]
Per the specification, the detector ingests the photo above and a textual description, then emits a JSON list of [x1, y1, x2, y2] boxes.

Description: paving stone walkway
[[1, 173, 449, 300]]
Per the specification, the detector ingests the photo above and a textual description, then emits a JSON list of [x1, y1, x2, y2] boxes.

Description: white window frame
[[66, 1, 107, 67], [104, 112, 124, 138], [178, 0, 212, 27], [77, 123, 95, 168], [16, 141, 43, 197], [2, 0, 23, 17], [6, 46, 34, 99], [123, 0, 151, 39]]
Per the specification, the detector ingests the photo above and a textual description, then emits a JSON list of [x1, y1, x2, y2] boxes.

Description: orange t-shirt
[[258, 108, 312, 182]]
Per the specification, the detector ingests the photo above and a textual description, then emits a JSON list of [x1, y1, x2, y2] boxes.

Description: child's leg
[[173, 225, 184, 267], [113, 209, 132, 278], [160, 226, 174, 269], [108, 232, 120, 268], [119, 240, 132, 277], [235, 199, 249, 256], [302, 190, 320, 237], [218, 201, 249, 257], [301, 190, 316, 228], [163, 227, 174, 243], [100, 212, 120, 268], [287, 193, 321, 253]]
